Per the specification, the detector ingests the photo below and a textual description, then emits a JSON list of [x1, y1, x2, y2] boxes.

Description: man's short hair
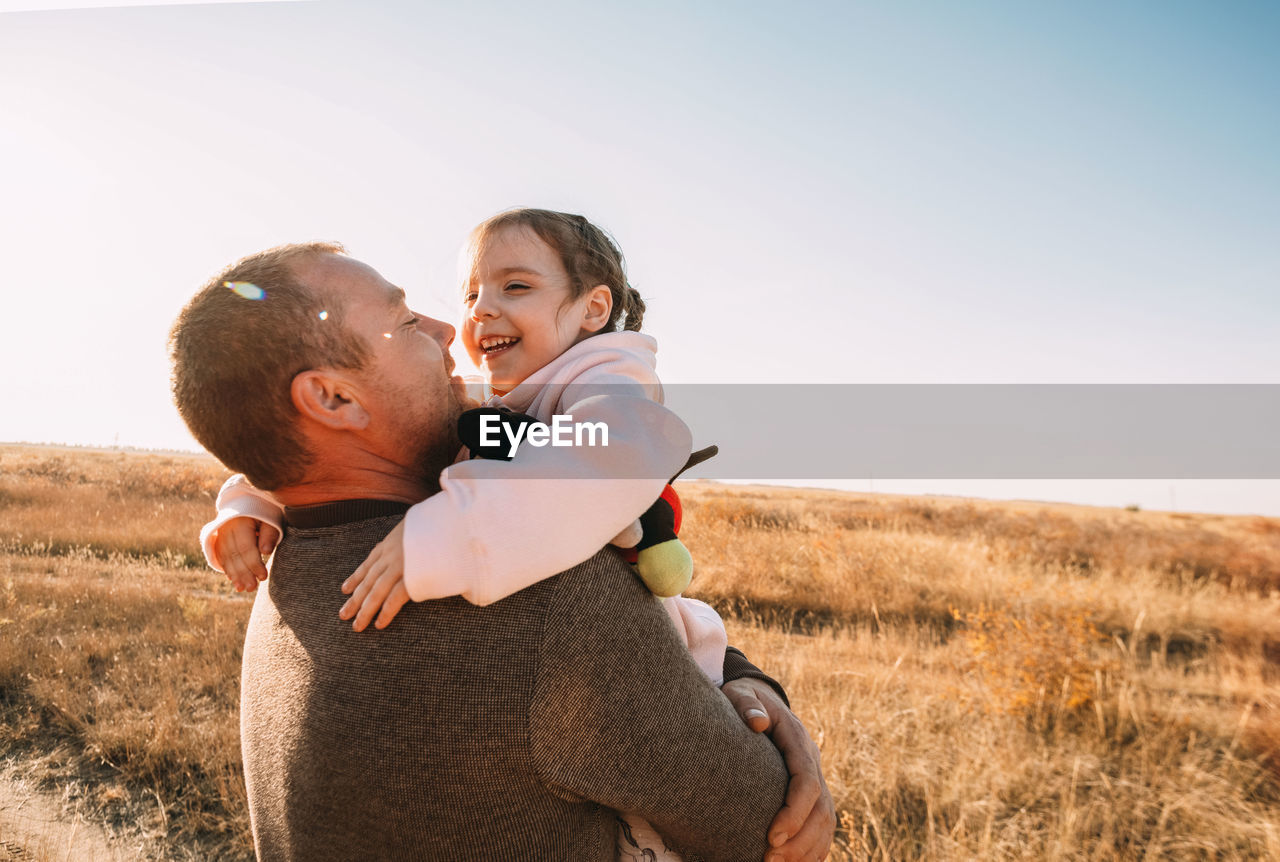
[[169, 242, 369, 490]]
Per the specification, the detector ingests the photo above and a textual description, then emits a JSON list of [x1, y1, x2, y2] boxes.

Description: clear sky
[[1, 0, 1276, 513]]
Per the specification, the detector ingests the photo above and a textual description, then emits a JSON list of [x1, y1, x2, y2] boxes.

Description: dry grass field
[[2, 443, 1279, 860]]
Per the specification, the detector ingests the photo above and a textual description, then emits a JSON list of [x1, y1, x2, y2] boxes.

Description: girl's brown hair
[[463, 208, 645, 333]]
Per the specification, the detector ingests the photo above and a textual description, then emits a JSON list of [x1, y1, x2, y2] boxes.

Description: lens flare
[[224, 281, 265, 300], [318, 310, 329, 321], [382, 332, 393, 339]]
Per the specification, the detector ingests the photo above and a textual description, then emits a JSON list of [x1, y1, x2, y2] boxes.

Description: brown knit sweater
[[240, 500, 788, 861]]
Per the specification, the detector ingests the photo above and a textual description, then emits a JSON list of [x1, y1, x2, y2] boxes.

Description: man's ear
[[291, 369, 370, 431], [580, 284, 613, 334]]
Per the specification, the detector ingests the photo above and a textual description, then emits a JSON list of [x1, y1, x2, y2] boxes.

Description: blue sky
[[1, 0, 1276, 513]]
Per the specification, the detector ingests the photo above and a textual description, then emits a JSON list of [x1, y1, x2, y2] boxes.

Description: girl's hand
[[214, 517, 280, 593], [340, 520, 411, 631]]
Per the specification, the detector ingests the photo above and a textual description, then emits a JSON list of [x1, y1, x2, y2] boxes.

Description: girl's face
[[461, 226, 610, 394]]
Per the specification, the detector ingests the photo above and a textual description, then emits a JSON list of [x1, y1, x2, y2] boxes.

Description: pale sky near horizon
[[1, 0, 1277, 514]]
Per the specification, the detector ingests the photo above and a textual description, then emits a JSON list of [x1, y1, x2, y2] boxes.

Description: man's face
[[301, 253, 470, 484]]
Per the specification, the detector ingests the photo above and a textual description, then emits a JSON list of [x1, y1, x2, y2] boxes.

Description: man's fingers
[[374, 583, 410, 630], [768, 769, 823, 851], [767, 716, 824, 847], [768, 775, 835, 862], [720, 680, 773, 733], [741, 706, 770, 733]]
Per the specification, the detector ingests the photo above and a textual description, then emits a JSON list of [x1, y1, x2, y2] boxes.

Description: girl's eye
[[506, 282, 530, 292], [463, 292, 477, 304]]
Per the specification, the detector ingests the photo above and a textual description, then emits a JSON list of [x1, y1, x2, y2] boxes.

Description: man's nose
[[417, 314, 455, 348]]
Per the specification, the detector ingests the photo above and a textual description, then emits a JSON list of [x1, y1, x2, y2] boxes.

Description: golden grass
[[0, 551, 250, 859], [681, 484, 1280, 859], [2, 447, 1279, 859], [0, 446, 222, 564]]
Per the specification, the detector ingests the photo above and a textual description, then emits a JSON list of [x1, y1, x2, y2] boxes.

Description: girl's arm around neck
[[400, 393, 691, 605]]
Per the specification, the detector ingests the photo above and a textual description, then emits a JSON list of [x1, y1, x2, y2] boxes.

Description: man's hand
[[340, 520, 412, 631], [722, 677, 836, 862], [214, 517, 279, 593]]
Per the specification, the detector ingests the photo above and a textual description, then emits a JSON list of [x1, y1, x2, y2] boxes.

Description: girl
[[204, 208, 726, 862]]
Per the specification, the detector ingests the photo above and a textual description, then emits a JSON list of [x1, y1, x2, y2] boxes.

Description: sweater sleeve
[[199, 474, 285, 572], [723, 646, 791, 709], [530, 554, 787, 861], [401, 392, 692, 605]]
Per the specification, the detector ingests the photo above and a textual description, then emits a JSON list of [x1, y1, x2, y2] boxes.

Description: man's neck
[[271, 467, 436, 508]]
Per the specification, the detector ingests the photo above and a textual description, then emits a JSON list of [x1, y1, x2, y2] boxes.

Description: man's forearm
[[531, 555, 788, 861]]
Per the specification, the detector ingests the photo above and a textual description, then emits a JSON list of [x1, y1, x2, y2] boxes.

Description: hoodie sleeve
[[199, 474, 285, 572], [400, 343, 692, 606]]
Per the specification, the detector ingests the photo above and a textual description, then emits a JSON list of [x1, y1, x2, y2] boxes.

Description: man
[[170, 243, 834, 860]]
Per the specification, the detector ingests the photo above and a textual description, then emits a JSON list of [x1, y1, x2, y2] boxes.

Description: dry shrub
[[110, 460, 223, 500], [1, 453, 90, 484], [951, 600, 1118, 719]]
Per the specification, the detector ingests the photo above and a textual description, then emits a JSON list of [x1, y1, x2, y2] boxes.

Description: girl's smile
[[477, 334, 521, 356]]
